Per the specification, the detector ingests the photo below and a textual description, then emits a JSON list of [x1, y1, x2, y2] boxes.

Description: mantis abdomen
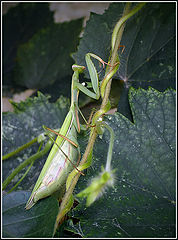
[[26, 125, 79, 209]]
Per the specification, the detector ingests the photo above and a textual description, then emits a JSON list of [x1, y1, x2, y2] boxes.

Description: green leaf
[[117, 3, 175, 119], [14, 18, 83, 89], [71, 87, 175, 238], [2, 191, 58, 238], [73, 3, 175, 119], [3, 3, 53, 87], [2, 92, 70, 191]]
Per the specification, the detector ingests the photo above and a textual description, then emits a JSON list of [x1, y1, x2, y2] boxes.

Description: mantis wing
[[26, 122, 79, 209]]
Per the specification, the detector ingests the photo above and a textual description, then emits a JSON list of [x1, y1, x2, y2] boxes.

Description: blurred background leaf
[[3, 3, 53, 90], [14, 18, 83, 89], [3, 3, 83, 101]]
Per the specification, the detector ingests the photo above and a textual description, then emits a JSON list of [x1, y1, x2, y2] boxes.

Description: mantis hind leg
[[43, 126, 84, 176]]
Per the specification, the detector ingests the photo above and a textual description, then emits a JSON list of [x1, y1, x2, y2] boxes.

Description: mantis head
[[72, 64, 85, 73]]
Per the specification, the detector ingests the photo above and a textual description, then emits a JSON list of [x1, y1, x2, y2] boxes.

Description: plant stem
[[2, 137, 38, 160], [110, 2, 132, 65], [111, 2, 146, 52], [2, 139, 53, 190], [101, 2, 146, 108], [7, 160, 34, 194]]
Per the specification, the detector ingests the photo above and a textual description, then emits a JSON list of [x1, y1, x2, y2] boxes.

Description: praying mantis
[[25, 53, 119, 209]]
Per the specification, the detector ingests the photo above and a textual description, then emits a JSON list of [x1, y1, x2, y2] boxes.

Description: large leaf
[[2, 92, 70, 191], [3, 3, 53, 87], [14, 18, 83, 89], [73, 3, 175, 119], [69, 87, 176, 238], [2, 191, 58, 238]]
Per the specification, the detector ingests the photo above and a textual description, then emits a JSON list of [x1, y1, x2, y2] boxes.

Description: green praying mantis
[[25, 53, 120, 209]]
